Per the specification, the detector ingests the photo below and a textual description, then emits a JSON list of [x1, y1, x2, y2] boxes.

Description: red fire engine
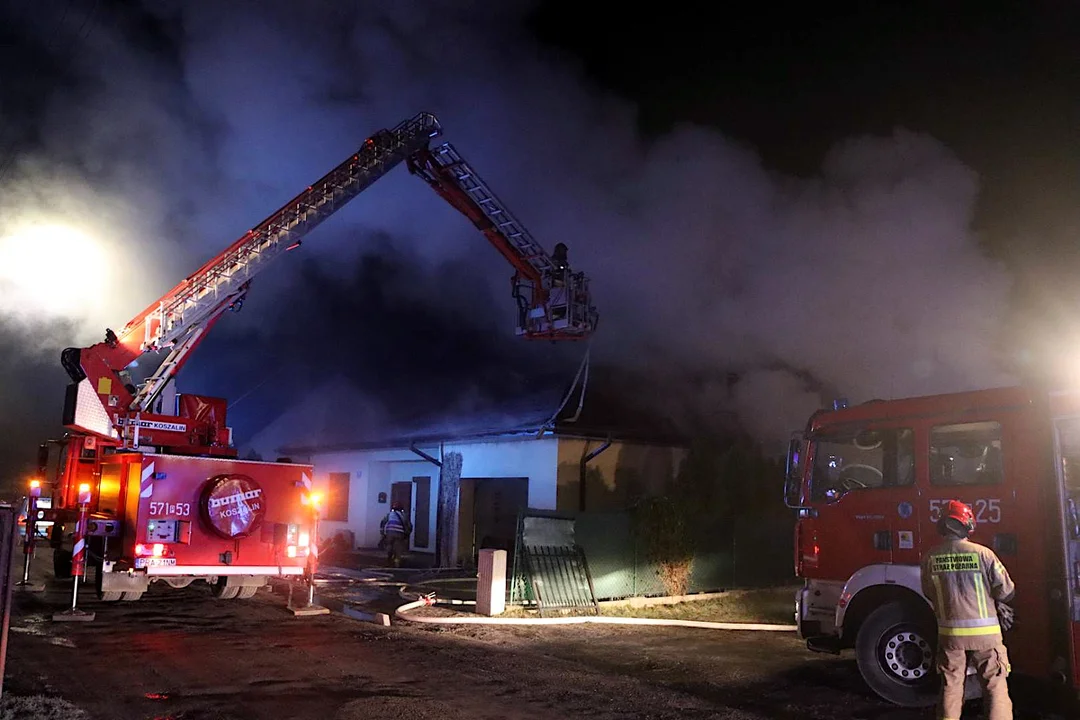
[[39, 111, 598, 601], [785, 386, 1080, 707]]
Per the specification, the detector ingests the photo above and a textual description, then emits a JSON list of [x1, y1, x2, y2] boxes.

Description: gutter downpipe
[[409, 443, 442, 467], [579, 435, 612, 512]]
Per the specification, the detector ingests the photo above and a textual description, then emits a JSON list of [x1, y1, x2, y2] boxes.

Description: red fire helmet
[[944, 499, 976, 534]]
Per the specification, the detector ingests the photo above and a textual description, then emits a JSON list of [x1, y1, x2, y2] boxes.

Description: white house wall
[[306, 447, 436, 549], [442, 437, 560, 509], [308, 437, 559, 555], [303, 449, 373, 548]]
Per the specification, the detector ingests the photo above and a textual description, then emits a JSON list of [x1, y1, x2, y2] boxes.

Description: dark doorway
[[390, 481, 412, 537], [471, 477, 529, 556], [412, 476, 431, 549]]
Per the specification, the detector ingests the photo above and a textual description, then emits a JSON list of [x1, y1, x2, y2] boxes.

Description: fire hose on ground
[[311, 565, 798, 631], [392, 587, 798, 631]]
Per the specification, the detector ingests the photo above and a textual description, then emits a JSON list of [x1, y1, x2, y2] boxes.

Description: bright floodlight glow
[[0, 223, 110, 318]]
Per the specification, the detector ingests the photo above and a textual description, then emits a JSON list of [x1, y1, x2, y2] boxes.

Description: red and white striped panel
[[72, 517, 87, 577], [140, 461, 155, 499]]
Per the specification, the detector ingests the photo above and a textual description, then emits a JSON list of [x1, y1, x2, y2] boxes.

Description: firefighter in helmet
[[920, 499, 1016, 720], [379, 501, 412, 568]]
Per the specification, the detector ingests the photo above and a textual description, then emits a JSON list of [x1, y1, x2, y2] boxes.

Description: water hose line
[[318, 571, 797, 632], [536, 342, 592, 437], [392, 590, 797, 631]]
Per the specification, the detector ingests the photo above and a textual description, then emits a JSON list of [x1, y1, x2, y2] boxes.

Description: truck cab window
[[810, 428, 914, 502], [930, 421, 1003, 486]]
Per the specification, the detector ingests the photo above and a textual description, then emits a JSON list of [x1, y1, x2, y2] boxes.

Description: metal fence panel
[[511, 511, 600, 614], [513, 509, 796, 606], [576, 510, 793, 600], [576, 512, 664, 600]]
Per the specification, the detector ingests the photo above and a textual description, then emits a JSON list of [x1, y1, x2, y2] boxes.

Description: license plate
[[135, 557, 177, 568]]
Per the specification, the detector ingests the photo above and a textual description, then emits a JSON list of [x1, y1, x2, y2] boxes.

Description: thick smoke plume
[[0, 0, 1018, 480]]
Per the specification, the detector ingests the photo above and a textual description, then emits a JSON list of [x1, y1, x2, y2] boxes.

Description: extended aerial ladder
[[58, 111, 598, 474], [407, 144, 595, 341]]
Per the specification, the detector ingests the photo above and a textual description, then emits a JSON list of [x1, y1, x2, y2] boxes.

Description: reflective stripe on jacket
[[920, 538, 1015, 644], [381, 510, 408, 537]]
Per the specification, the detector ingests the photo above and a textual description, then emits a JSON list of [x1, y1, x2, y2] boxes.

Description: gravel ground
[[1, 562, 1071, 720]]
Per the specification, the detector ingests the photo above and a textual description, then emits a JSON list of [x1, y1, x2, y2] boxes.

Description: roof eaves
[[277, 425, 551, 456], [277, 422, 690, 456]]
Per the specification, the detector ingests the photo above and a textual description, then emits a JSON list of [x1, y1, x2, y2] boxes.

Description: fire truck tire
[[210, 579, 240, 600], [855, 601, 937, 708], [236, 585, 258, 599], [53, 549, 73, 580], [121, 591, 143, 601], [98, 591, 123, 602]]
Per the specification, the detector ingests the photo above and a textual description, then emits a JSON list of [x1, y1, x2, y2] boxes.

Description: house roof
[[268, 362, 694, 456]]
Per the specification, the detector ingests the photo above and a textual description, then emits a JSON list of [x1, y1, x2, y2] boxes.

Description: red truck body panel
[[793, 386, 1080, 692], [103, 452, 312, 577]]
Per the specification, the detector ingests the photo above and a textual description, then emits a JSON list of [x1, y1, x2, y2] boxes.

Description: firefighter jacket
[[380, 509, 411, 538], [920, 537, 1016, 650]]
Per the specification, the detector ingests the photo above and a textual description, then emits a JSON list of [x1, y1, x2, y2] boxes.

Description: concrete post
[[476, 548, 506, 616]]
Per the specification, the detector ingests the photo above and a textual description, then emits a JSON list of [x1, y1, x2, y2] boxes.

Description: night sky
[[534, 2, 1079, 242], [1, 1, 1078, 487]]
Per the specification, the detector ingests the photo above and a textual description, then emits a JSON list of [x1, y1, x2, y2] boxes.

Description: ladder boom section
[[406, 143, 597, 340], [64, 112, 443, 435], [128, 111, 443, 355], [408, 144, 549, 284]]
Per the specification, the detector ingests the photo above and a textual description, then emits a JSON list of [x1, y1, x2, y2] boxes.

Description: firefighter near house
[[785, 387, 1080, 709], [38, 112, 598, 604]]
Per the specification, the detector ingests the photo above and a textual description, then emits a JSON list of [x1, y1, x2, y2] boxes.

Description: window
[[810, 427, 914, 502], [325, 472, 350, 521], [930, 421, 1003, 486]]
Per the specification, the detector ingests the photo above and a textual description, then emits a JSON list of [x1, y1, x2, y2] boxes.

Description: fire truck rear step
[[99, 568, 150, 597]]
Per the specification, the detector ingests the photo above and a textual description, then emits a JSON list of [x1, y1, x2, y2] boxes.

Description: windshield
[[810, 427, 914, 502]]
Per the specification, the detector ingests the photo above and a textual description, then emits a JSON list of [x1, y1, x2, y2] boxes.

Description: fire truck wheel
[[855, 601, 937, 708], [98, 591, 123, 602], [53, 549, 73, 580], [236, 585, 258, 599], [120, 591, 143, 601], [210, 579, 240, 600]]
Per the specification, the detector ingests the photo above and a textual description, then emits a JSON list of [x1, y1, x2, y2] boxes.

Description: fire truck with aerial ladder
[[785, 387, 1080, 707], [31, 111, 597, 603]]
